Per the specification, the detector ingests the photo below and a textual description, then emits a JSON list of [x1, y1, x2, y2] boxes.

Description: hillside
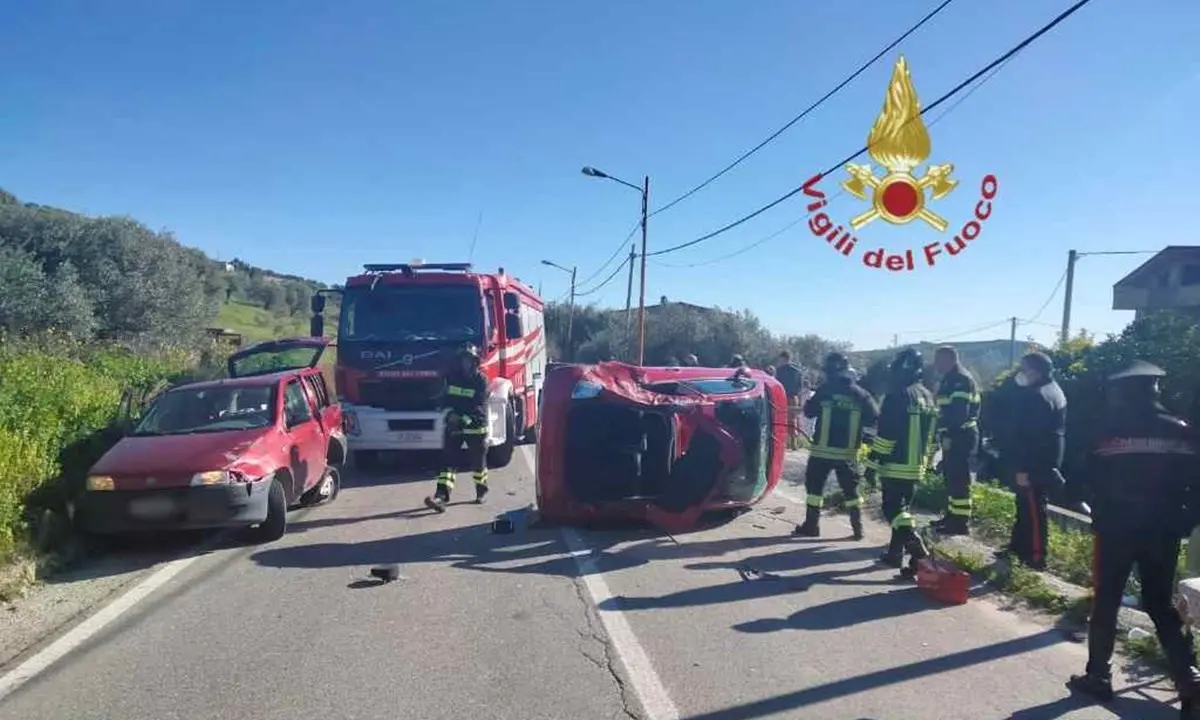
[[852, 338, 1030, 385], [0, 188, 335, 346]]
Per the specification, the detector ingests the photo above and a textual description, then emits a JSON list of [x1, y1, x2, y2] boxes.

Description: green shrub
[[0, 332, 190, 564]]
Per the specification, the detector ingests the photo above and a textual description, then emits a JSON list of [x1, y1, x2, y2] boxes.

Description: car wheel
[[246, 477, 288, 543], [300, 465, 341, 507], [486, 404, 516, 468]]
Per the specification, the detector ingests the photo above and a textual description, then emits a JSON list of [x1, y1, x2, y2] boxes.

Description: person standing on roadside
[[775, 350, 805, 449], [1004, 352, 1067, 570], [682, 353, 699, 367], [930, 346, 981, 537], [793, 352, 879, 540], [1067, 361, 1200, 704]]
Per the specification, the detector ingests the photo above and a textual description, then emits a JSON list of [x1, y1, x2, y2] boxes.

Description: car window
[[284, 380, 313, 426], [686, 378, 757, 395], [133, 385, 275, 436]]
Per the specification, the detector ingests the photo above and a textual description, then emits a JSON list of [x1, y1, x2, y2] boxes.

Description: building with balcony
[[1112, 246, 1200, 322]]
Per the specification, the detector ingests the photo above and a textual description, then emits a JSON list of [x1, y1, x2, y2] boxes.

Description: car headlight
[[571, 380, 603, 400], [86, 475, 115, 491], [190, 470, 234, 486]]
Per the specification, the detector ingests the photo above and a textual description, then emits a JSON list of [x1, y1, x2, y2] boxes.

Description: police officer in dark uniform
[[793, 352, 880, 540], [1067, 361, 1200, 703], [866, 348, 939, 576], [424, 342, 490, 512], [930, 345, 981, 536]]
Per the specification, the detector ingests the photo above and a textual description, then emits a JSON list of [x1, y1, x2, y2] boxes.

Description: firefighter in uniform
[[793, 352, 880, 540], [1067, 361, 1200, 704], [931, 345, 981, 536], [865, 348, 938, 576], [424, 343, 490, 512]]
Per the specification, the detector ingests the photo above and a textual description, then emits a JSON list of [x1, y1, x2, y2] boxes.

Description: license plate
[[393, 432, 424, 444], [128, 496, 175, 519]]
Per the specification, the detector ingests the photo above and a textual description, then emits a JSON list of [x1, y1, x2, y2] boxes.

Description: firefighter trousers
[[881, 477, 916, 532], [435, 424, 488, 494], [1010, 483, 1047, 569], [1088, 530, 1194, 683], [804, 457, 862, 511], [941, 427, 978, 521]]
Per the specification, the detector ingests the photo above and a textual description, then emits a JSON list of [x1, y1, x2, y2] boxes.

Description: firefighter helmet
[[889, 348, 924, 385], [823, 352, 850, 378]]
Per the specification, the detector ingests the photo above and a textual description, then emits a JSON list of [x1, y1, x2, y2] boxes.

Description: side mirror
[[505, 314, 521, 339], [503, 293, 519, 311], [310, 294, 326, 314], [310, 315, 324, 338]]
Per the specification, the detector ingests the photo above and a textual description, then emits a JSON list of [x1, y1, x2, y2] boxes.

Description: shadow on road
[[44, 529, 223, 586], [733, 586, 933, 633], [676, 630, 1170, 720]]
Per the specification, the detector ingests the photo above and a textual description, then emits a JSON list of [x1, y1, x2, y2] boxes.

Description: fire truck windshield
[[339, 285, 484, 342]]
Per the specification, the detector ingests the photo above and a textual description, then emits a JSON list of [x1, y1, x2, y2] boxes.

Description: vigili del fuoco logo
[[802, 56, 998, 272]]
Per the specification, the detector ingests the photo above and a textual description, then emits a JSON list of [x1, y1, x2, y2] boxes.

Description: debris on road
[[368, 565, 403, 583]]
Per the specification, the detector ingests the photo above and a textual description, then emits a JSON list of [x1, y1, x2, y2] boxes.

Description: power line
[[1026, 269, 1068, 324], [578, 220, 641, 287], [647, 0, 1096, 259], [933, 319, 1014, 343], [576, 254, 631, 297], [650, 0, 959, 218]]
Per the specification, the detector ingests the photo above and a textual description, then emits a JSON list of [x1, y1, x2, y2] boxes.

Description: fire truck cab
[[310, 262, 545, 469]]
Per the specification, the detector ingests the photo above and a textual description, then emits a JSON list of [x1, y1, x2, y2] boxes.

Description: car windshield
[[133, 385, 276, 436], [714, 394, 770, 502], [339, 285, 484, 342]]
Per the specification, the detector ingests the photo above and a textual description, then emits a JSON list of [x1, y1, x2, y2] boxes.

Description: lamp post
[[541, 259, 577, 361], [582, 166, 650, 365]]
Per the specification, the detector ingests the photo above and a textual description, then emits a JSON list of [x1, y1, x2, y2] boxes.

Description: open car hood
[[227, 337, 331, 378], [543, 362, 771, 532]]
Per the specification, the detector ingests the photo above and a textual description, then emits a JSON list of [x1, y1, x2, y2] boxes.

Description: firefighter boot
[[900, 528, 929, 579], [1067, 666, 1114, 703], [879, 531, 904, 568], [792, 507, 821, 537], [936, 515, 969, 537], [424, 481, 451, 513], [848, 507, 864, 541], [474, 474, 489, 504]]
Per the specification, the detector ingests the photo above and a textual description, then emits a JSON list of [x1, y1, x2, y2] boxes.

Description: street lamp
[[581, 165, 650, 365], [541, 259, 577, 361]]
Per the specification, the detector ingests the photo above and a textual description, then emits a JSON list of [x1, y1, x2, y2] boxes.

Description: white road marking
[[0, 553, 203, 702], [517, 445, 680, 720]]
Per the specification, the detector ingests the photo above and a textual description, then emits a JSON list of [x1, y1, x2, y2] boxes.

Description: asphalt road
[[0, 446, 1186, 720]]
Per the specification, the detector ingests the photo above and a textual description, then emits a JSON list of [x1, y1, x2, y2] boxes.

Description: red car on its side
[[536, 362, 789, 532], [75, 338, 346, 542]]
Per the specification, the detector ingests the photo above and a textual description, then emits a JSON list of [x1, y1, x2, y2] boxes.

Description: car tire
[[487, 404, 516, 468], [246, 477, 288, 543], [300, 465, 341, 507]]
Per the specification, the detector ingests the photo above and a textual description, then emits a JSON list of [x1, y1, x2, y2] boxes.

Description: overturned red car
[[536, 362, 789, 531]]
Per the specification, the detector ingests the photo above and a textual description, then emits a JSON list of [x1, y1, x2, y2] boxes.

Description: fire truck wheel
[[487, 404, 517, 468]]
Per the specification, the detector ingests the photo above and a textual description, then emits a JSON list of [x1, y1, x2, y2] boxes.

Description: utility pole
[[624, 244, 636, 362], [1009, 316, 1019, 368], [566, 266, 577, 362], [1060, 249, 1078, 346], [892, 333, 899, 348], [636, 175, 650, 366]]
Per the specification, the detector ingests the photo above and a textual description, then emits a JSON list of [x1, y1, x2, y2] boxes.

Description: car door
[[303, 371, 343, 461], [282, 378, 325, 498], [228, 337, 330, 378]]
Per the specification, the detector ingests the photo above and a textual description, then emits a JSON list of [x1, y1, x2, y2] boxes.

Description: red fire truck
[[309, 262, 546, 468]]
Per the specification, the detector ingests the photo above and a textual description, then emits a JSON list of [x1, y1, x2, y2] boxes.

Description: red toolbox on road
[[916, 556, 971, 605]]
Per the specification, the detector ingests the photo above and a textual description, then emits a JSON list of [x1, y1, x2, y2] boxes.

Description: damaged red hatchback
[[536, 362, 788, 532], [75, 338, 346, 542]]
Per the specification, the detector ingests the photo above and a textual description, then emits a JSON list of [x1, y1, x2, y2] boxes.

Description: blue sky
[[2, 0, 1197, 350]]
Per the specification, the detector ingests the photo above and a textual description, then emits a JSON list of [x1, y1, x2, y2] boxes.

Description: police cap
[[1107, 360, 1166, 382]]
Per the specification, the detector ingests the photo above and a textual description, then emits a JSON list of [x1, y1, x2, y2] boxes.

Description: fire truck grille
[[357, 378, 443, 412]]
